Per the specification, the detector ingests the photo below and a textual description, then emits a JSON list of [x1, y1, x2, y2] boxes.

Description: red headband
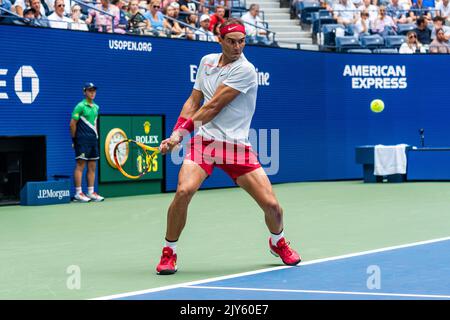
[[220, 24, 246, 37]]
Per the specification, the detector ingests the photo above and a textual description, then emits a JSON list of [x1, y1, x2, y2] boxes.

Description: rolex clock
[[104, 128, 128, 168]]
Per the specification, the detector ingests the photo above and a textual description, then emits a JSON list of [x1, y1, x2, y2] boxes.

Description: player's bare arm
[[165, 84, 241, 151], [179, 88, 204, 119]]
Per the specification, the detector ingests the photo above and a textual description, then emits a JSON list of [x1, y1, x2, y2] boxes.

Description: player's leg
[[156, 160, 208, 275], [236, 167, 283, 233], [166, 160, 208, 240], [236, 168, 301, 266]]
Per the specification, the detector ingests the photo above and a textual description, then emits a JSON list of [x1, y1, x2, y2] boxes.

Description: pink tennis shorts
[[185, 135, 261, 182]]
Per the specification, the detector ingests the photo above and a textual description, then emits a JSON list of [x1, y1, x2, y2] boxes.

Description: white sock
[[76, 187, 82, 195], [88, 187, 94, 195], [165, 239, 177, 254], [271, 230, 284, 246]]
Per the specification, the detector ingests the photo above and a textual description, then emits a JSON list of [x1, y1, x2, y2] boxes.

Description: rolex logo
[[143, 121, 151, 135]]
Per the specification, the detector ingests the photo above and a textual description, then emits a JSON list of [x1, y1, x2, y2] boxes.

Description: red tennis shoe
[[156, 247, 177, 275], [269, 237, 301, 266]]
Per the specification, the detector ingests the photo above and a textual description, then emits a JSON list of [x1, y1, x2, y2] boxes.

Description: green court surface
[[0, 181, 449, 300]]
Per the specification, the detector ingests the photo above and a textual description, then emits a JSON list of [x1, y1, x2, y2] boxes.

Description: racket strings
[[114, 140, 158, 179]]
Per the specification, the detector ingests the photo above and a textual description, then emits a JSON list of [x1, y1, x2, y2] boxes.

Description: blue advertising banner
[[1, 25, 449, 192], [20, 180, 71, 205]]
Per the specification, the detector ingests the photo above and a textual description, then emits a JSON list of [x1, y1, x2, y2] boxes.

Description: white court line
[[92, 236, 450, 300], [183, 285, 450, 299]]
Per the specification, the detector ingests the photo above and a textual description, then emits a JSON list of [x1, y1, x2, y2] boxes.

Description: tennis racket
[[113, 139, 160, 179]]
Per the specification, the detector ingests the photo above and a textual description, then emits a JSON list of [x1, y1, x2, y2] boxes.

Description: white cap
[[169, 2, 179, 9], [200, 14, 210, 22]]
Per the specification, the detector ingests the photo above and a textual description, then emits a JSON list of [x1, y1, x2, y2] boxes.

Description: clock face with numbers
[[104, 128, 128, 168]]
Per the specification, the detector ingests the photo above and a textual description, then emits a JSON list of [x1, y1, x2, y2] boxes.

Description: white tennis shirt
[[193, 53, 258, 146]]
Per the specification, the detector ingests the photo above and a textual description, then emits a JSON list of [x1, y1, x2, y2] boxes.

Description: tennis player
[[70, 82, 104, 202], [156, 18, 301, 275]]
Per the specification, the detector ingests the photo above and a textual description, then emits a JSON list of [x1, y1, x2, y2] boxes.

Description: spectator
[[23, 7, 35, 18], [409, 0, 431, 21], [209, 0, 228, 6], [194, 13, 216, 41], [178, 0, 197, 22], [164, 4, 184, 36], [399, 30, 426, 51], [47, 0, 73, 29], [144, 0, 167, 36], [13, 0, 26, 17], [417, 0, 435, 9], [332, 0, 358, 30], [29, 0, 50, 27], [387, 0, 412, 24], [70, 4, 88, 31], [431, 15, 450, 40], [184, 11, 197, 39], [22, 7, 37, 25], [161, 0, 177, 9], [354, 9, 371, 37], [399, 0, 412, 10], [414, 16, 432, 43], [111, 0, 128, 33], [436, 0, 450, 24], [212, 21, 221, 41], [0, 0, 13, 12], [169, 1, 180, 19], [358, 0, 379, 22], [429, 27, 450, 51], [208, 4, 225, 31], [85, 0, 120, 33], [371, 5, 397, 35], [241, 4, 271, 45], [127, 0, 150, 33]]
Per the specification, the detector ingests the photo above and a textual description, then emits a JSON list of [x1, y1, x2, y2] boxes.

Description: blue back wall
[[1, 25, 449, 192]]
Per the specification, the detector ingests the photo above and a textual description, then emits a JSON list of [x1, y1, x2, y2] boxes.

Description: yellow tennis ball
[[370, 99, 385, 113]]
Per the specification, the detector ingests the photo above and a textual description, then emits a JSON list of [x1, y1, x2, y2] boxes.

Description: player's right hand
[[159, 138, 171, 155]]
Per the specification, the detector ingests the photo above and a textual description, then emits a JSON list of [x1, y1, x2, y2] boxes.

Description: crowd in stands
[[0, 0, 275, 45], [297, 0, 450, 52]]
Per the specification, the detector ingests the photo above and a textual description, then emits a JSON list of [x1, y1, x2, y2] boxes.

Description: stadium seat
[[384, 35, 406, 49], [360, 34, 385, 49], [396, 23, 416, 35], [311, 10, 336, 34], [347, 49, 373, 53], [335, 36, 362, 52], [321, 24, 345, 47], [297, 1, 321, 25], [372, 48, 399, 54]]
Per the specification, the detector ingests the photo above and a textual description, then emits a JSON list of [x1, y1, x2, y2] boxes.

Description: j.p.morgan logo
[[37, 189, 70, 200], [0, 66, 40, 104], [343, 65, 407, 89]]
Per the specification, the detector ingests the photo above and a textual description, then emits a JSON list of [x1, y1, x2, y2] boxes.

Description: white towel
[[374, 144, 408, 176]]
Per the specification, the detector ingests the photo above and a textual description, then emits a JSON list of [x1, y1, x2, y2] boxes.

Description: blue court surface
[[100, 238, 450, 300]]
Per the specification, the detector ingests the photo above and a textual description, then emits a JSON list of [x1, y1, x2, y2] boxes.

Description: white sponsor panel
[[108, 40, 153, 52], [0, 66, 40, 103], [37, 189, 70, 200], [135, 135, 159, 144], [343, 64, 407, 89]]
